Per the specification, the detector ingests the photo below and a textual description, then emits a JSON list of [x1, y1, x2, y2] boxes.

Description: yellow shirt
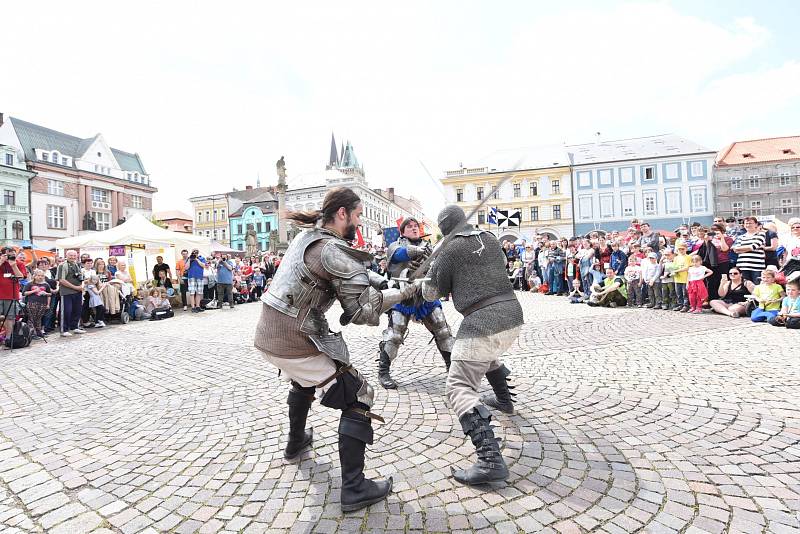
[[754, 283, 783, 311], [673, 253, 691, 284]]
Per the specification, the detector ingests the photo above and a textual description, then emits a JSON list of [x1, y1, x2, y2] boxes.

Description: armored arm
[[367, 270, 389, 290], [322, 241, 417, 326]]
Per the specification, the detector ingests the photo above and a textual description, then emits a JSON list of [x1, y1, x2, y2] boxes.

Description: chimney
[[245, 185, 253, 190], [387, 187, 395, 201]]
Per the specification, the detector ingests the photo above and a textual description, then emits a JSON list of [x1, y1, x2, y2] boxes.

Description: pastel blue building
[[229, 194, 278, 252], [569, 134, 716, 235]]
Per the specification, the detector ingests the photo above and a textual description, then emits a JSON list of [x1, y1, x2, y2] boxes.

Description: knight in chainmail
[[254, 187, 420, 512], [377, 217, 454, 389], [422, 205, 524, 486]]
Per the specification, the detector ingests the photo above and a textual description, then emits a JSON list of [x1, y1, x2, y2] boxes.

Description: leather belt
[[461, 293, 516, 317]]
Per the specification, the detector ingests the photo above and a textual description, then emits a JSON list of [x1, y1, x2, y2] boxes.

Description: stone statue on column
[[276, 156, 289, 248], [245, 225, 259, 256]]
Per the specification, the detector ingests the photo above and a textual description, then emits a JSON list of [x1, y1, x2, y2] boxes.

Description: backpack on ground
[[4, 320, 32, 349]]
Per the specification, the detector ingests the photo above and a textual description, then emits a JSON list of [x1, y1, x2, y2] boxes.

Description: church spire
[[328, 132, 339, 169]]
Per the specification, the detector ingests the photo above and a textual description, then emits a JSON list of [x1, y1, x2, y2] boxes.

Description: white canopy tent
[[56, 213, 208, 252], [56, 214, 210, 286]]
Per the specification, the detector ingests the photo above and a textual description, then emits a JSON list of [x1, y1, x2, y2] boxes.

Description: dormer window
[[742, 153, 753, 158], [97, 151, 101, 157], [51, 151, 60, 164], [42, 152, 49, 162], [783, 149, 795, 155]]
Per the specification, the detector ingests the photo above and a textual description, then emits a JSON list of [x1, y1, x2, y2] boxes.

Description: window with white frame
[[750, 200, 762, 215], [477, 187, 484, 200], [642, 166, 656, 181], [578, 196, 592, 220], [748, 175, 760, 189], [221, 228, 226, 239], [732, 202, 743, 218], [456, 188, 463, 202], [552, 180, 561, 194], [621, 193, 635, 217], [47, 205, 65, 229], [48, 180, 64, 196], [779, 172, 791, 187], [665, 189, 681, 214], [92, 211, 111, 231], [690, 187, 706, 212], [552, 205, 561, 219], [513, 183, 521, 198], [61, 156, 69, 166], [730, 176, 742, 190], [599, 195, 614, 218], [690, 161, 704, 176], [196, 212, 202, 222], [665, 163, 679, 180], [220, 209, 226, 220], [132, 195, 143, 209], [213, 229, 218, 239], [41, 152, 49, 162], [781, 198, 793, 214], [530, 206, 539, 221], [91, 188, 110, 203], [205, 230, 210, 237], [620, 167, 634, 183], [598, 169, 612, 186], [643, 191, 657, 215], [577, 171, 591, 188], [4, 153, 12, 166], [205, 211, 210, 222], [530, 182, 538, 196]]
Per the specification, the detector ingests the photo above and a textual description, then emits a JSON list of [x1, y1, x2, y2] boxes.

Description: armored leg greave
[[452, 405, 508, 485], [338, 407, 393, 512], [422, 307, 454, 372], [480, 364, 515, 414], [378, 311, 407, 389], [285, 382, 316, 459], [377, 342, 397, 390]]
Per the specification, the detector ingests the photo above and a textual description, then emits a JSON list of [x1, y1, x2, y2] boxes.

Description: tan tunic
[[254, 241, 333, 359]]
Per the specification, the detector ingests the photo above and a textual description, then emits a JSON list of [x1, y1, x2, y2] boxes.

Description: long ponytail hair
[[286, 187, 361, 227]]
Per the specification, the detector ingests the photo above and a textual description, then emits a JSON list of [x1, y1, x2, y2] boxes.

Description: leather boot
[[452, 405, 508, 485], [377, 342, 397, 389], [338, 408, 393, 512], [284, 383, 315, 460], [480, 364, 515, 414], [441, 351, 451, 371]]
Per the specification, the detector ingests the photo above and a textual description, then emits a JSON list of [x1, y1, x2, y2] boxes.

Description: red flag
[[396, 217, 404, 229], [355, 227, 365, 248]]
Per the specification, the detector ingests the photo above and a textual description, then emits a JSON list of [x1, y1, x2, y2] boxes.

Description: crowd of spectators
[[0, 246, 291, 345], [503, 216, 800, 329]]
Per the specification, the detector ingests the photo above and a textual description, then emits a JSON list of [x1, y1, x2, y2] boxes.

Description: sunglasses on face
[[729, 272, 740, 275]]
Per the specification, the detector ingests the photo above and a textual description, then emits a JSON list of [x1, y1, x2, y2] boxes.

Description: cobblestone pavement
[[0, 292, 799, 533]]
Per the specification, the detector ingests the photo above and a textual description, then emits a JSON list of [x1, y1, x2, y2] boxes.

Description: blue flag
[[488, 207, 498, 225], [383, 227, 401, 245]]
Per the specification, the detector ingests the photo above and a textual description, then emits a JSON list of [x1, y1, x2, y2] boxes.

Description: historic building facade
[[228, 194, 279, 252], [0, 115, 156, 250], [0, 142, 35, 247], [442, 146, 574, 240], [570, 134, 716, 235], [152, 210, 193, 234], [714, 136, 800, 221]]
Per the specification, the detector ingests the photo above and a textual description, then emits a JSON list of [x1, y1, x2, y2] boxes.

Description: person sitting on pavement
[[768, 279, 800, 329], [709, 267, 755, 318], [587, 267, 628, 307], [750, 269, 785, 323]]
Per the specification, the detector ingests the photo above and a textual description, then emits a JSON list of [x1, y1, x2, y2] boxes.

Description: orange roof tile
[[716, 135, 800, 166]]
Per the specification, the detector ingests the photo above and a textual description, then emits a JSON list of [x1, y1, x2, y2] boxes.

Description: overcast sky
[[3, 1, 799, 218]]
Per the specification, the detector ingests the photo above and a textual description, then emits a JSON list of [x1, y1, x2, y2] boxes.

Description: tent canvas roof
[[209, 240, 239, 253], [55, 213, 209, 253]]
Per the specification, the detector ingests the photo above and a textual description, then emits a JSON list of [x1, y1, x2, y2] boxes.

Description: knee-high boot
[[338, 408, 393, 511], [377, 342, 397, 389], [284, 383, 315, 460], [480, 364, 515, 414], [452, 405, 508, 485]]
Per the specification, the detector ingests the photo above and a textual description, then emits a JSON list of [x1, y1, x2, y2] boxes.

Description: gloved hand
[[406, 244, 429, 259], [399, 278, 423, 300]]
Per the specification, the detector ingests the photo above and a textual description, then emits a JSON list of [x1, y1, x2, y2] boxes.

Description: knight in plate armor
[[377, 217, 454, 389], [254, 187, 420, 512]]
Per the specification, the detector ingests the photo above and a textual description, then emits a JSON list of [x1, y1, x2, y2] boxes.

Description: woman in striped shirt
[[733, 216, 766, 284]]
